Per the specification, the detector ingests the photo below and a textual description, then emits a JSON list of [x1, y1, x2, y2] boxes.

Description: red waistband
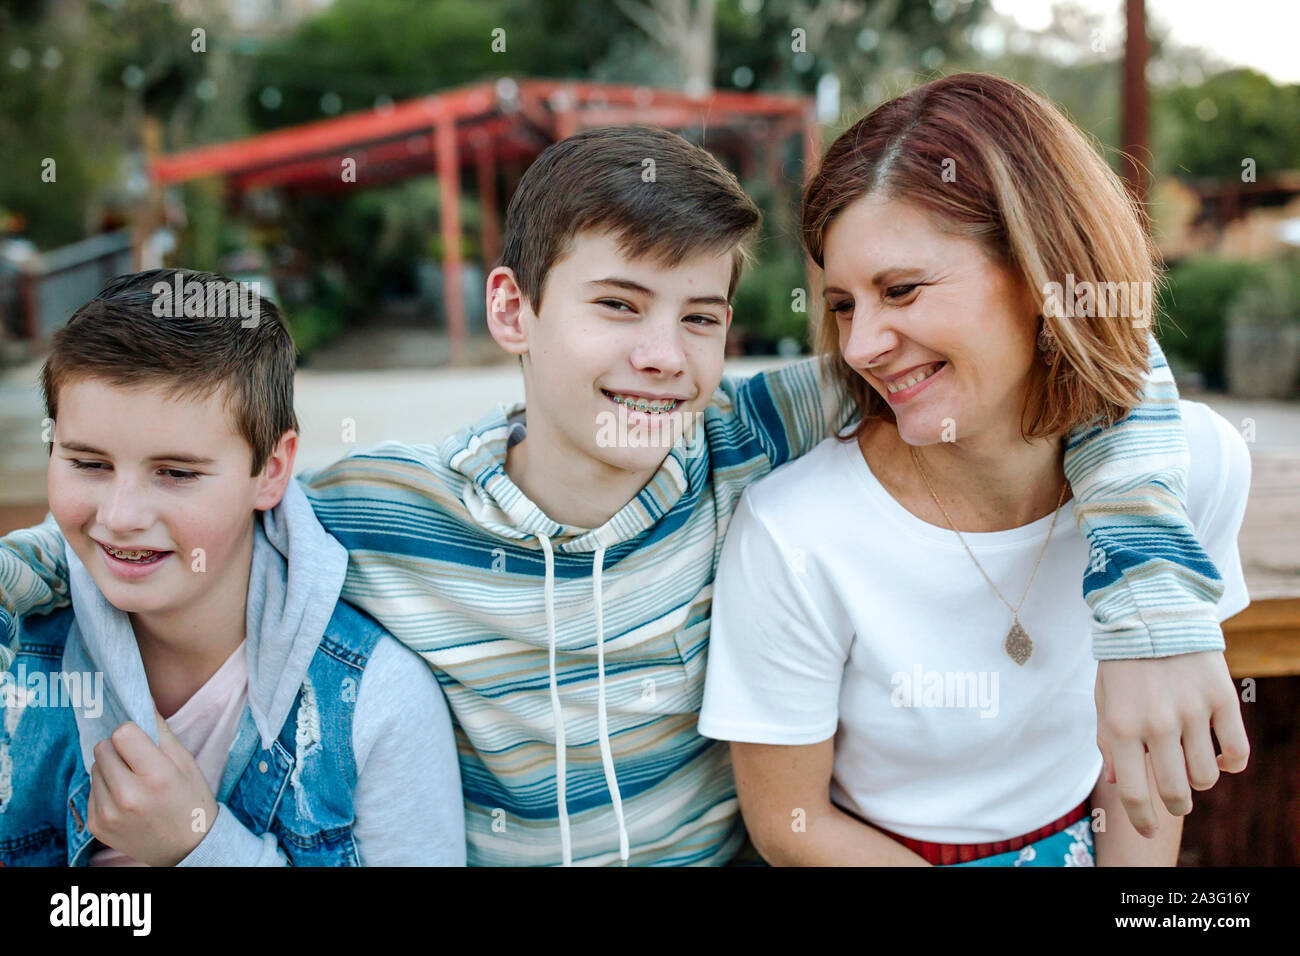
[[876, 801, 1090, 866]]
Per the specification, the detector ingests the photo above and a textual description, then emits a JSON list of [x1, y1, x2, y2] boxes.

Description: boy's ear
[[253, 430, 298, 511], [485, 266, 530, 357]]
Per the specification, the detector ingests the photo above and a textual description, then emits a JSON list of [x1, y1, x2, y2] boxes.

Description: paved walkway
[[2, 355, 1296, 596]]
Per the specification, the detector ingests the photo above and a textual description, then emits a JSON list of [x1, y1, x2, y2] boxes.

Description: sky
[[990, 0, 1300, 83]]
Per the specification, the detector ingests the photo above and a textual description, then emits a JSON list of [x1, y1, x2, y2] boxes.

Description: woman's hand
[[729, 738, 931, 866], [87, 708, 219, 867], [1095, 651, 1248, 837]]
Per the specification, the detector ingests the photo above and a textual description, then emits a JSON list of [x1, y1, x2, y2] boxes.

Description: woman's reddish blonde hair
[[802, 72, 1157, 441]]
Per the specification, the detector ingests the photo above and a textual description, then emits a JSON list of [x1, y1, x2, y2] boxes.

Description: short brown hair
[[802, 72, 1155, 442], [42, 268, 298, 476], [499, 126, 761, 310]]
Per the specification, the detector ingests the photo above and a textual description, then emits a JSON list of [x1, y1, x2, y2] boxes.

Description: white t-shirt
[[698, 401, 1251, 843]]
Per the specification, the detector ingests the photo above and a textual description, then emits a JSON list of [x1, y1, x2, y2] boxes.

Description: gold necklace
[[909, 446, 1069, 666]]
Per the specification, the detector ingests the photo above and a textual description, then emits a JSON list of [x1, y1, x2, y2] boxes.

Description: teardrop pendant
[[1005, 616, 1033, 666]]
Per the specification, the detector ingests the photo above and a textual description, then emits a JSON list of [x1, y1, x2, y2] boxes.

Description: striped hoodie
[[0, 340, 1226, 866]]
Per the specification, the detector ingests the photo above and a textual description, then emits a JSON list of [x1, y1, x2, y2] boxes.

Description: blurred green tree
[[248, 0, 637, 127], [0, 0, 251, 249], [1154, 68, 1300, 181]]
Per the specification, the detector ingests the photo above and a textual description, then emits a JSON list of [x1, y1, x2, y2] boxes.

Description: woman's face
[[822, 193, 1039, 448]]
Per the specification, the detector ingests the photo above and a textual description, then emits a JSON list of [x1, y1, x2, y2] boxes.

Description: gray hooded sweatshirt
[[62, 478, 465, 865]]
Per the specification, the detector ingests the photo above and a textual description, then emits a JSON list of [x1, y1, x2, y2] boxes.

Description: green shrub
[[287, 267, 353, 360], [727, 174, 815, 354], [1228, 256, 1300, 327], [287, 302, 346, 359], [1157, 257, 1267, 388], [731, 241, 812, 352]]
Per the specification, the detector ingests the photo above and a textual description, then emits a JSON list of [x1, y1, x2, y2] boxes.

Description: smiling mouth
[[601, 390, 682, 414], [99, 542, 172, 564], [884, 362, 946, 394]]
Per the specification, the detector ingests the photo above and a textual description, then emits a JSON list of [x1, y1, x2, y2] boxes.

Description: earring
[[1036, 321, 1058, 366]]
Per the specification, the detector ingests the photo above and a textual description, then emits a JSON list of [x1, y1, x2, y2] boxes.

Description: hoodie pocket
[[614, 621, 705, 717], [671, 616, 710, 710]]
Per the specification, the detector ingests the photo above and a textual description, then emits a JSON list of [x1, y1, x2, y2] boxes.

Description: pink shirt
[[90, 642, 249, 867]]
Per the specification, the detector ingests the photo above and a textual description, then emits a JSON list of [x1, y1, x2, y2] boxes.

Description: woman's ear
[[486, 267, 530, 357], [1000, 264, 1030, 314]]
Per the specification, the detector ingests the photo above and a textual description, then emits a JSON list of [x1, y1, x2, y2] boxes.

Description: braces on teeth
[[106, 546, 160, 560], [608, 393, 679, 413]]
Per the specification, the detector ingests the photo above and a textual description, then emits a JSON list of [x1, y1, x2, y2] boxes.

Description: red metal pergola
[[150, 78, 819, 364]]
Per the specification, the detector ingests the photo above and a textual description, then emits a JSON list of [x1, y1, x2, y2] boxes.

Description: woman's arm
[[1090, 754, 1182, 866], [730, 739, 930, 866]]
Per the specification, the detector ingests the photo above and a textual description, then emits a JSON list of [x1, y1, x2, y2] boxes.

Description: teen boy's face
[[47, 378, 283, 619], [506, 231, 733, 475]]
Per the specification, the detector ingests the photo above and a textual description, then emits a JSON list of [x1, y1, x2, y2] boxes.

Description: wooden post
[[474, 134, 501, 268], [437, 117, 466, 365], [1121, 0, 1151, 206]]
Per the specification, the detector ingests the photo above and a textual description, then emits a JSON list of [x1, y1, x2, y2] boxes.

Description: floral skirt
[[944, 818, 1095, 867]]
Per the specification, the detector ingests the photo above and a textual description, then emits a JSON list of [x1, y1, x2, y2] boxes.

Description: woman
[[696, 73, 1251, 866]]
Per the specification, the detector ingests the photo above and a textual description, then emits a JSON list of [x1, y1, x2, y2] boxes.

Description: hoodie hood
[[441, 401, 706, 865], [449, 402, 697, 553], [63, 478, 349, 774]]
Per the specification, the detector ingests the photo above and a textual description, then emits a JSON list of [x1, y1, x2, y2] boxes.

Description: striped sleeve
[[1064, 334, 1226, 660], [0, 512, 73, 670], [720, 356, 843, 469]]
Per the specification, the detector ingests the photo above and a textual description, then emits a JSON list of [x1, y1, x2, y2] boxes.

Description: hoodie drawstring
[[591, 544, 630, 865], [537, 534, 630, 866], [537, 533, 571, 866]]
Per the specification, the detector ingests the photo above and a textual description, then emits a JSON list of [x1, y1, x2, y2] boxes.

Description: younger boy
[[0, 270, 464, 865], [2, 130, 1245, 865]]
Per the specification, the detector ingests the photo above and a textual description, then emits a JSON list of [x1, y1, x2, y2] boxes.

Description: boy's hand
[[1095, 651, 1249, 837], [87, 708, 219, 867]]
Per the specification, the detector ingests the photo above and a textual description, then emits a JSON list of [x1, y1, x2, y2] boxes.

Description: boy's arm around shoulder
[[1084, 380, 1255, 835], [716, 356, 844, 469], [349, 632, 466, 866], [1, 513, 73, 669], [1064, 335, 1226, 659]]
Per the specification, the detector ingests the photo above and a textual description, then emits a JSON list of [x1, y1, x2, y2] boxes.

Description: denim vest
[[0, 600, 385, 867]]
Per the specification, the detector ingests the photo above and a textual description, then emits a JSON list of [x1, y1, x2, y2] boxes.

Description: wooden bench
[[1224, 597, 1300, 677]]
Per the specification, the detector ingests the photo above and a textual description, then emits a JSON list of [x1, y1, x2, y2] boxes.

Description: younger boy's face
[[511, 231, 733, 475], [47, 378, 284, 620]]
